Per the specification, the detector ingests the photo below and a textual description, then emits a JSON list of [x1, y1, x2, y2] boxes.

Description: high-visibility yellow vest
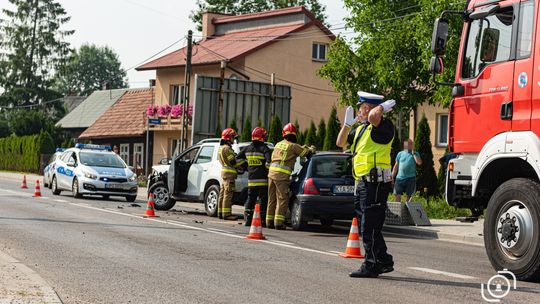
[[350, 124, 393, 180]]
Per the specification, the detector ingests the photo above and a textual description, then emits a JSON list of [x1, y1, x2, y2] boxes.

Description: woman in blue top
[[392, 139, 422, 202]]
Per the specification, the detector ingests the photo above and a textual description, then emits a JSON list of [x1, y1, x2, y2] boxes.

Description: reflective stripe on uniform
[[248, 181, 268, 187], [274, 214, 286, 221], [222, 208, 231, 213], [246, 152, 265, 158], [266, 215, 275, 220], [269, 163, 292, 175], [222, 166, 236, 174]]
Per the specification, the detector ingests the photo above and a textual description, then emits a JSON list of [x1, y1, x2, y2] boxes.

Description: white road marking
[[328, 250, 343, 255], [54, 199, 69, 203], [207, 228, 234, 233], [408, 267, 477, 280], [68, 203, 337, 257], [270, 240, 295, 245]]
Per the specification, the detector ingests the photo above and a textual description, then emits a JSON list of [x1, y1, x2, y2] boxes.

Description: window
[[120, 144, 130, 165], [179, 147, 200, 162], [437, 114, 449, 147], [195, 146, 214, 164], [517, 1, 534, 59], [312, 43, 328, 61], [461, 7, 514, 79], [133, 143, 144, 170], [170, 85, 185, 105], [79, 152, 126, 168], [311, 156, 352, 178]]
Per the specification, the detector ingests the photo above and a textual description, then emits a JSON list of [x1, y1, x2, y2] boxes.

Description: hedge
[[0, 132, 55, 173]]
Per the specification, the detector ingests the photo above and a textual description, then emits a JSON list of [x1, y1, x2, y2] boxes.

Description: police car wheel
[[72, 178, 83, 199], [291, 199, 307, 231], [51, 176, 61, 195]]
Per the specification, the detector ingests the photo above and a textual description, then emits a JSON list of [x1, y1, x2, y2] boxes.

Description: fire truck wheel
[[485, 178, 540, 282]]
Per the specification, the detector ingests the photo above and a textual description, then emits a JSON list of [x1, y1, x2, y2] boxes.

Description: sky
[[0, 0, 350, 89]]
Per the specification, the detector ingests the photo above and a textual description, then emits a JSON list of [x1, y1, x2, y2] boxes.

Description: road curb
[[0, 250, 63, 303], [382, 224, 485, 246]]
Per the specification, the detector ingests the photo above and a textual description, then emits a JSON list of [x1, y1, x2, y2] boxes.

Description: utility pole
[[217, 60, 226, 135], [180, 30, 193, 152]]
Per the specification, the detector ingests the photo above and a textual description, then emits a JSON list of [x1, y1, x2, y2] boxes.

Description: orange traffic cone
[[143, 193, 159, 217], [246, 203, 266, 240], [339, 217, 364, 259], [21, 175, 28, 189], [32, 180, 42, 197]]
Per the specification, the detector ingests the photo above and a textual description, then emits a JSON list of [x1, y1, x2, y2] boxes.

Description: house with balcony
[[136, 6, 339, 165]]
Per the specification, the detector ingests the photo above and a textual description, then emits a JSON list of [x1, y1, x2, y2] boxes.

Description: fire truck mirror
[[480, 28, 500, 63], [431, 18, 449, 56], [429, 56, 444, 75]]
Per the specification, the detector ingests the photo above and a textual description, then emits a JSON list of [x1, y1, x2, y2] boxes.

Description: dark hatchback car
[[289, 152, 356, 230]]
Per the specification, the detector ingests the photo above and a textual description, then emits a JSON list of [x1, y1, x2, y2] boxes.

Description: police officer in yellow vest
[[336, 91, 396, 278], [218, 128, 246, 220], [267, 123, 315, 230]]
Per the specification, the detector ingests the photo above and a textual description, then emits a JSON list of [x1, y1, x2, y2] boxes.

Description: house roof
[[56, 89, 130, 129], [136, 6, 334, 71], [79, 88, 154, 139]]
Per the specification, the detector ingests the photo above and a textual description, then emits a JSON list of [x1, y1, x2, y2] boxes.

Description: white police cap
[[357, 91, 384, 105]]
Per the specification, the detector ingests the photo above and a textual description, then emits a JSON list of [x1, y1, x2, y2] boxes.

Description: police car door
[[58, 151, 76, 190], [185, 145, 215, 197]]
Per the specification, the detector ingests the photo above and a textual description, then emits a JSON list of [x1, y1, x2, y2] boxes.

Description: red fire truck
[[430, 0, 540, 281]]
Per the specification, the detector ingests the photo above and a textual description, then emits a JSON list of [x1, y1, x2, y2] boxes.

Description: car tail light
[[303, 178, 320, 195]]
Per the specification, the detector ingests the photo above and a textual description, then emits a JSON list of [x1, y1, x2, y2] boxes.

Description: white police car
[[50, 144, 138, 201], [43, 148, 64, 189]]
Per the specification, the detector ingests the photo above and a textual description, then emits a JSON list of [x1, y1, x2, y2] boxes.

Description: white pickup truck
[[148, 139, 273, 216]]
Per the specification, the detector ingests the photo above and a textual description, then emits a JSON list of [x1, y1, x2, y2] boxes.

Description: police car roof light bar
[[55, 148, 65, 152], [75, 143, 112, 151]]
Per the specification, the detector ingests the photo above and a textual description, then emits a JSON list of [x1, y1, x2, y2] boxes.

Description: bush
[[323, 106, 341, 151], [268, 115, 282, 144], [0, 133, 54, 173], [241, 116, 252, 142], [0, 120, 10, 138], [415, 114, 438, 197], [304, 121, 317, 146], [388, 194, 471, 219], [316, 118, 326, 150], [391, 126, 401, 167]]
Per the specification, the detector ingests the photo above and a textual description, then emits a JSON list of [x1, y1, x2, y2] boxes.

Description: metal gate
[[191, 75, 291, 144]]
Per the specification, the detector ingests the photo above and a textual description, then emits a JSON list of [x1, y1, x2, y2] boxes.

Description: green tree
[[316, 118, 326, 150], [229, 118, 238, 132], [55, 44, 127, 96], [304, 121, 317, 146], [38, 131, 55, 154], [0, 0, 73, 116], [9, 110, 46, 136], [318, 0, 464, 111], [391, 126, 401, 167], [267, 115, 282, 144], [0, 120, 10, 138], [257, 118, 263, 128], [241, 116, 252, 142], [323, 106, 340, 151], [190, 0, 327, 32], [437, 146, 450, 195], [415, 114, 438, 197]]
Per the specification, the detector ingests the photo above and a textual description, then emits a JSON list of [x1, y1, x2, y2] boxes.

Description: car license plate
[[333, 185, 354, 194], [106, 183, 125, 189]]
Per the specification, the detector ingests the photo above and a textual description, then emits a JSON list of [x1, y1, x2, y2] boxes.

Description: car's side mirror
[[431, 18, 449, 56]]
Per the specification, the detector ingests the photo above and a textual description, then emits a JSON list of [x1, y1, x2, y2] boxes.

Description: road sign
[[148, 118, 161, 125]]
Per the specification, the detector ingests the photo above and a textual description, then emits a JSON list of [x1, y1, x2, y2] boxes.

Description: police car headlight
[[82, 170, 97, 180], [129, 174, 137, 182]]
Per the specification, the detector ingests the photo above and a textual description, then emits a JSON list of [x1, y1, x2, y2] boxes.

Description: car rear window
[[311, 156, 352, 178]]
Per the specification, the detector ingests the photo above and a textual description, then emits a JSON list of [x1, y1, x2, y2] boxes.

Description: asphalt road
[[1, 177, 539, 304]]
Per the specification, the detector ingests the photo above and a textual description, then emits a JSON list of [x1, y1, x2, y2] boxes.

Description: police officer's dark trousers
[[245, 186, 268, 225], [355, 180, 394, 273]]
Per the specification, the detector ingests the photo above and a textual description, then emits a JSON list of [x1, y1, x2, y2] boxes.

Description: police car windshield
[[79, 152, 126, 168]]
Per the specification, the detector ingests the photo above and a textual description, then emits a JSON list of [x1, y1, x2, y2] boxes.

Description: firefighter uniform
[[347, 92, 395, 277], [217, 129, 245, 220], [267, 131, 314, 229], [237, 139, 272, 226]]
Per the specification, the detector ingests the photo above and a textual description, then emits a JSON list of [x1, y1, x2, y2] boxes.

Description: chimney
[[149, 79, 156, 87], [202, 12, 230, 38]]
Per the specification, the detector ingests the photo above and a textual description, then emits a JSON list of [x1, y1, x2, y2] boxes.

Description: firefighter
[[267, 123, 315, 230], [236, 127, 272, 226], [217, 128, 245, 220], [336, 91, 396, 278]]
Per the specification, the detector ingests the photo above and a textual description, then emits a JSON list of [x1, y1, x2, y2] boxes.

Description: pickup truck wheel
[[291, 199, 307, 231], [149, 181, 175, 210], [204, 184, 220, 217], [485, 178, 540, 282]]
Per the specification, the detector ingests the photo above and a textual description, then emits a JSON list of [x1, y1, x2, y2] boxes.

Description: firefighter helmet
[[221, 128, 238, 142], [282, 123, 297, 137], [251, 127, 268, 142]]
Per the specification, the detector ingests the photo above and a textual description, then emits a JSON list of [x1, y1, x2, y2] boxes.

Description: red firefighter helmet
[[251, 127, 268, 142], [221, 128, 238, 142], [282, 123, 297, 137]]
